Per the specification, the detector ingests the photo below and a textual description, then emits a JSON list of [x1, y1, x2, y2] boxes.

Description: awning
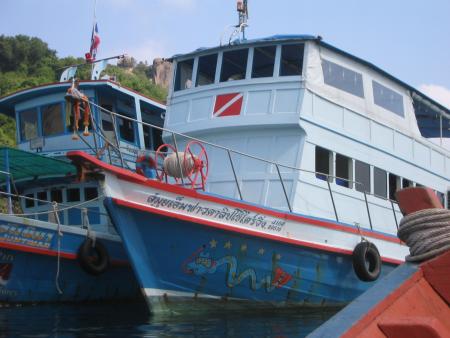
[[0, 147, 76, 184]]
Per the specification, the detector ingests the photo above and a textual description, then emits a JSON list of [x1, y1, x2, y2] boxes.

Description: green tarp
[[0, 147, 76, 184]]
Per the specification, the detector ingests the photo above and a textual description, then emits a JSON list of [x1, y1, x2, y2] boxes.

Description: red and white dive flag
[[85, 23, 100, 63], [213, 93, 243, 117]]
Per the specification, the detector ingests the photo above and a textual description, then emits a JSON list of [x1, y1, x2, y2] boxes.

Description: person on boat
[[65, 80, 91, 139]]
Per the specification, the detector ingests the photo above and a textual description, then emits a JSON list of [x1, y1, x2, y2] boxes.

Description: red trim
[[112, 197, 403, 265], [0, 241, 76, 260], [68, 151, 402, 245], [0, 240, 129, 266]]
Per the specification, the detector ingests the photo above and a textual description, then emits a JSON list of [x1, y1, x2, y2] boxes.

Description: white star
[[210, 239, 217, 248]]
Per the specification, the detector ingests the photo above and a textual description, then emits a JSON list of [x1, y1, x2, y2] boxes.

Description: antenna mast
[[236, 0, 249, 40]]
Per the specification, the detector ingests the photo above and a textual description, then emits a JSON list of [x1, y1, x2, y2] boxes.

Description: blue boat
[[69, 6, 449, 313], [0, 69, 166, 303]]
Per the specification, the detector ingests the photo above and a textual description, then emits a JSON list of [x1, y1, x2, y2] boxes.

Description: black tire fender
[[352, 241, 381, 282], [77, 238, 109, 276]]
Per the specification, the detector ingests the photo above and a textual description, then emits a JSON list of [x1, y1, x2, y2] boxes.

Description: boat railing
[[0, 190, 109, 230], [86, 101, 401, 233]]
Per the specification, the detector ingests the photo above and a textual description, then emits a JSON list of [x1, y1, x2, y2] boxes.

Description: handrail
[[87, 100, 402, 232]]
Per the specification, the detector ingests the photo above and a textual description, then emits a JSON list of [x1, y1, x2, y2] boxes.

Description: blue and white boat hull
[[0, 214, 140, 303], [68, 152, 408, 313]]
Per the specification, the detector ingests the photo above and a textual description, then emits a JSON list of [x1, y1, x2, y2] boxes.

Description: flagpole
[[91, 0, 98, 75]]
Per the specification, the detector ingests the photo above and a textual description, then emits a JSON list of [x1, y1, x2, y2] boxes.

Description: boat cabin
[[0, 80, 165, 167], [0, 79, 166, 231], [163, 35, 450, 235]]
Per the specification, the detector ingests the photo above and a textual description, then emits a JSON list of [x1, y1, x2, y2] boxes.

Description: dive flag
[[213, 93, 243, 117], [85, 23, 100, 62]]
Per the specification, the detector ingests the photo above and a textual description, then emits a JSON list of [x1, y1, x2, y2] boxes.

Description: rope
[[397, 208, 450, 262], [0, 193, 104, 217], [52, 202, 63, 295], [163, 152, 195, 178]]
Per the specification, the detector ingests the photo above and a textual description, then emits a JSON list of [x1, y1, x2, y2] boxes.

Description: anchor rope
[[397, 208, 450, 262], [52, 202, 63, 295]]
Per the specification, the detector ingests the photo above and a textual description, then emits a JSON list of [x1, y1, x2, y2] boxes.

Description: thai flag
[[85, 23, 100, 62]]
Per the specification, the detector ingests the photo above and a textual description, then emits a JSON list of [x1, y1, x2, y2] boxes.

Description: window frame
[[41, 102, 65, 138], [321, 58, 365, 98], [279, 43, 305, 77], [219, 48, 249, 83]]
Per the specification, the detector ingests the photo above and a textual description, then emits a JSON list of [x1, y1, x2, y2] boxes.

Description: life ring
[[77, 238, 109, 276], [136, 154, 157, 179], [352, 241, 381, 282]]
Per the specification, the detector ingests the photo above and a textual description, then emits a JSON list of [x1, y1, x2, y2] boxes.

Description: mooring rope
[[397, 208, 450, 262], [52, 202, 63, 295]]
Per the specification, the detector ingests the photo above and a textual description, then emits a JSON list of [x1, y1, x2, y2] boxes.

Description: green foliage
[[0, 35, 168, 147], [0, 34, 167, 100]]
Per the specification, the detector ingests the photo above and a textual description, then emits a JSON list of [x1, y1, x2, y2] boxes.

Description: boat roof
[[0, 79, 166, 118], [172, 34, 449, 116], [0, 147, 76, 184]]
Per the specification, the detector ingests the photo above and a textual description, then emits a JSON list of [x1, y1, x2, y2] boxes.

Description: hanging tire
[[352, 241, 381, 282], [77, 238, 109, 276]]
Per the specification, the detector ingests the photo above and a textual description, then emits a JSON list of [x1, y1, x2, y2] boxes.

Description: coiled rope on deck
[[398, 208, 450, 262]]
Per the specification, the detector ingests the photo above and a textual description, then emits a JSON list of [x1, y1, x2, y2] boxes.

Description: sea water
[[0, 301, 338, 337]]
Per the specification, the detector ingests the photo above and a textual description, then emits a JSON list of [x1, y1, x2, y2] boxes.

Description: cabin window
[[436, 191, 445, 208], [373, 81, 404, 117], [402, 178, 412, 189], [19, 108, 39, 142], [118, 116, 135, 144], [252, 46, 276, 78], [37, 191, 47, 206], [322, 59, 364, 98], [42, 103, 64, 137], [220, 49, 248, 82], [355, 160, 370, 193], [335, 153, 352, 188], [143, 124, 163, 150], [374, 167, 387, 198], [196, 54, 218, 86], [85, 187, 98, 201], [174, 59, 194, 91], [25, 193, 34, 208], [315, 146, 332, 181], [50, 189, 63, 203], [67, 188, 80, 202], [389, 173, 400, 200], [280, 44, 304, 76]]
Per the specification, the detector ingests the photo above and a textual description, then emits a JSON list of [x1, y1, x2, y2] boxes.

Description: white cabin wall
[[296, 87, 450, 235], [304, 42, 421, 138], [164, 66, 308, 210]]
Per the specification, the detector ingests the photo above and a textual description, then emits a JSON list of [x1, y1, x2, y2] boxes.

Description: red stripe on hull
[[112, 197, 403, 265], [67, 151, 402, 246], [0, 240, 129, 266]]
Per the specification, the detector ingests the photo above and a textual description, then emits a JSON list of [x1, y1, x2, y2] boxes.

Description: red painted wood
[[378, 317, 450, 338], [395, 187, 443, 216], [421, 250, 450, 305], [67, 151, 402, 245], [342, 256, 450, 337]]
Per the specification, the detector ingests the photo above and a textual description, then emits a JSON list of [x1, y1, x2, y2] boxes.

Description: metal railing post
[[391, 200, 399, 230], [171, 133, 185, 186], [327, 179, 339, 222], [109, 111, 125, 168], [275, 164, 292, 212], [363, 192, 373, 230], [227, 150, 243, 200]]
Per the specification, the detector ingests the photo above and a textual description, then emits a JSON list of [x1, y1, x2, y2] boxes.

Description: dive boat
[[68, 7, 449, 313], [0, 73, 165, 302]]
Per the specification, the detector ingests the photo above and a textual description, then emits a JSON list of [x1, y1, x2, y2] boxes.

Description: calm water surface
[[0, 301, 339, 338]]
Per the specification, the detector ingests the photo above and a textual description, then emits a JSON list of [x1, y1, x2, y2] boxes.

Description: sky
[[1, 0, 449, 108]]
